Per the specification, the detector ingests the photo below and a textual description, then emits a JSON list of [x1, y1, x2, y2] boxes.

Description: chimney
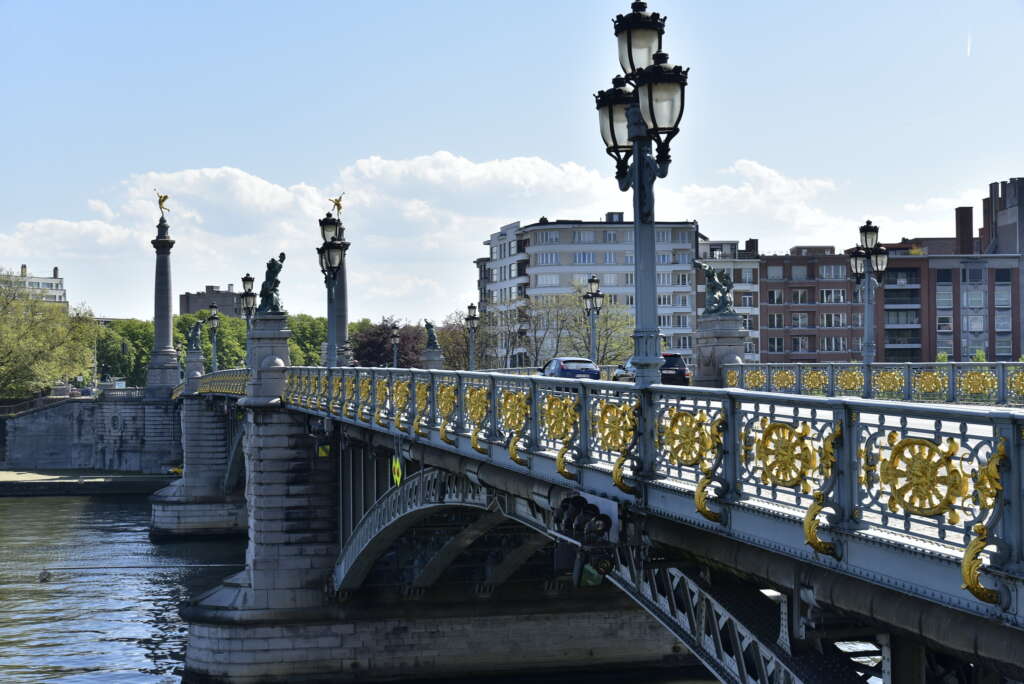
[[53, 267, 59, 278], [955, 207, 974, 254], [744, 238, 759, 256], [20, 264, 27, 277], [228, 283, 234, 292]]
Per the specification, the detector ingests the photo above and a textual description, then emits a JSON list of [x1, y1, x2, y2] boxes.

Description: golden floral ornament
[[542, 395, 579, 481], [836, 369, 864, 393], [358, 376, 372, 421], [973, 438, 1006, 511], [872, 370, 904, 394], [393, 380, 411, 429], [413, 381, 429, 436], [1007, 371, 1024, 398], [879, 432, 967, 524], [375, 379, 390, 427], [745, 369, 766, 389], [330, 376, 343, 415], [465, 386, 490, 455], [694, 416, 726, 523], [391, 453, 403, 487], [725, 369, 738, 387], [961, 523, 1003, 605], [772, 369, 796, 390], [803, 492, 839, 558], [499, 390, 530, 465], [436, 383, 458, 445], [912, 370, 948, 395], [658, 409, 712, 467], [344, 376, 356, 419], [802, 369, 828, 393], [595, 400, 638, 494], [756, 419, 817, 492], [957, 370, 998, 396]]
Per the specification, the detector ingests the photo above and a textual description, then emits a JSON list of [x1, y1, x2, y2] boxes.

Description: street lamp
[[849, 220, 888, 395], [465, 303, 480, 371], [596, 1, 687, 389], [318, 212, 346, 367], [390, 323, 400, 368], [208, 302, 220, 372], [582, 274, 603, 362], [240, 273, 257, 366]]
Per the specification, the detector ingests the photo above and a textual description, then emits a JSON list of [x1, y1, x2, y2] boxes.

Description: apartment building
[[179, 284, 242, 317], [480, 212, 700, 366], [4, 264, 68, 307], [696, 238, 760, 361]]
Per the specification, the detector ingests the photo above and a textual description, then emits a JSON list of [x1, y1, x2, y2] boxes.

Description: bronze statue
[[257, 252, 287, 314], [187, 321, 203, 351], [424, 320, 440, 350], [155, 189, 170, 216], [329, 193, 345, 215], [695, 259, 736, 316]]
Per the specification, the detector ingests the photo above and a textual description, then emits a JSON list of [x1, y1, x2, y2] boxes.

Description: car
[[613, 353, 692, 385], [539, 357, 601, 380]]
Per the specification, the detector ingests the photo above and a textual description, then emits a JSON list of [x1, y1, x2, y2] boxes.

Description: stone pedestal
[[694, 313, 745, 388], [184, 348, 205, 394], [419, 347, 444, 370]]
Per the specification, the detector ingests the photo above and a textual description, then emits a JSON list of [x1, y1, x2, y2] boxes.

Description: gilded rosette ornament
[[393, 380, 411, 430], [961, 524, 1003, 605], [391, 453, 403, 486], [756, 419, 817, 492], [343, 376, 356, 419], [436, 383, 457, 445], [957, 370, 998, 396], [772, 369, 796, 391], [725, 370, 738, 387], [745, 369, 766, 390], [596, 400, 638, 494], [879, 432, 967, 524], [465, 386, 490, 455], [413, 381, 429, 436], [872, 370, 904, 395], [1007, 371, 1024, 399], [374, 379, 390, 427], [542, 395, 579, 480], [802, 370, 828, 394], [835, 369, 864, 393], [358, 376, 372, 421], [498, 390, 530, 465], [912, 370, 947, 396], [659, 409, 712, 467]]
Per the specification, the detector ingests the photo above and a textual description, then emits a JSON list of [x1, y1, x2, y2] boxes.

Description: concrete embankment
[[0, 470, 175, 497]]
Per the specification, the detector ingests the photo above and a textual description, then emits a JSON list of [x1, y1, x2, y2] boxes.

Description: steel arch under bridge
[[328, 467, 861, 684]]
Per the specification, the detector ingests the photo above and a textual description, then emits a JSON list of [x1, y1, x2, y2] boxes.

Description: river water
[[0, 496, 713, 683]]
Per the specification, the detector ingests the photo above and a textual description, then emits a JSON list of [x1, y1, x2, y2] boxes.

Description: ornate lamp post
[[849, 220, 888, 395], [582, 274, 604, 361], [208, 302, 220, 372], [390, 323, 400, 368], [596, 1, 687, 389], [465, 303, 480, 371], [240, 273, 257, 367], [317, 212, 346, 367]]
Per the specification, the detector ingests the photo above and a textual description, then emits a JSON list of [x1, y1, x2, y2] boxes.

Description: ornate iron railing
[[196, 369, 249, 396], [200, 365, 1024, 630], [723, 361, 1024, 406], [477, 365, 620, 380], [98, 387, 145, 401], [170, 382, 185, 400]]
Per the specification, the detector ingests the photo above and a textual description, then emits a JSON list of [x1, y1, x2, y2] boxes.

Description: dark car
[[612, 353, 692, 385], [540, 357, 601, 380]]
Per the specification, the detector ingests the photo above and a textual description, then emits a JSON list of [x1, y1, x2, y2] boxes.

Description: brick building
[[179, 284, 242, 317]]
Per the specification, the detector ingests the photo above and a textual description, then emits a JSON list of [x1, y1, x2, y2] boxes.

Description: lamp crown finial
[[653, 51, 669, 65]]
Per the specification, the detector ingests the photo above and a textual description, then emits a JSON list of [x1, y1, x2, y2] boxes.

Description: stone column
[[145, 215, 181, 396], [694, 313, 745, 387]]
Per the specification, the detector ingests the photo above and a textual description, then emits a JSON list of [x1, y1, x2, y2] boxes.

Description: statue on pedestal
[[424, 320, 440, 350], [257, 252, 287, 314], [695, 260, 736, 315], [187, 321, 203, 351]]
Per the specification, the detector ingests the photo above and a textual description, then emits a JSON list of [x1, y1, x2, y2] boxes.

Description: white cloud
[[2, 152, 981, 321]]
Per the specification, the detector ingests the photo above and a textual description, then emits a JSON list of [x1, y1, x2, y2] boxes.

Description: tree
[[349, 317, 424, 367], [0, 271, 98, 398], [288, 313, 328, 366]]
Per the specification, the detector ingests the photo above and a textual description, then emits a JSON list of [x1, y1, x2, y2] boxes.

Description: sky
[[1, 0, 1022, 323]]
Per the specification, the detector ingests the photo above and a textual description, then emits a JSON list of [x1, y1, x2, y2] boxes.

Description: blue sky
[[1, 1, 1022, 321]]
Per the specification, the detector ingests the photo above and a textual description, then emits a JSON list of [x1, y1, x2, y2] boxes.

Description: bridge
[[159, 312, 1024, 684]]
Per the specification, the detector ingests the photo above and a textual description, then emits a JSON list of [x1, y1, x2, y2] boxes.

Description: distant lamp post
[[849, 220, 888, 394], [582, 274, 604, 362], [390, 323, 400, 368], [318, 212, 346, 367], [465, 303, 480, 371], [208, 302, 220, 372], [240, 273, 257, 367]]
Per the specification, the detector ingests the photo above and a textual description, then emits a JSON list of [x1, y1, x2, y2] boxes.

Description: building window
[[936, 315, 953, 332], [625, 295, 635, 305], [936, 269, 952, 283], [657, 314, 672, 327], [768, 338, 784, 353], [792, 265, 808, 280], [884, 269, 920, 285], [768, 313, 784, 329], [792, 336, 811, 352], [885, 310, 920, 325], [673, 314, 689, 328], [792, 289, 809, 304], [820, 336, 848, 352], [935, 284, 953, 308], [678, 335, 692, 349], [821, 312, 847, 327], [655, 230, 670, 243], [538, 252, 559, 265], [572, 230, 595, 243], [573, 252, 595, 265], [656, 252, 671, 264], [539, 231, 560, 244], [995, 310, 1012, 332], [819, 264, 846, 280], [674, 272, 690, 286], [741, 293, 754, 307], [766, 265, 783, 280], [656, 294, 672, 306], [996, 333, 1012, 357], [604, 273, 618, 286], [819, 289, 847, 304], [606, 294, 618, 304], [604, 231, 618, 243], [656, 272, 672, 286], [936, 334, 953, 354], [792, 312, 811, 328], [851, 336, 863, 351], [604, 252, 616, 264], [674, 294, 689, 307], [740, 268, 754, 284], [995, 284, 1011, 308], [964, 315, 984, 332], [741, 314, 752, 330], [744, 341, 756, 354], [767, 289, 783, 304], [536, 274, 559, 287], [852, 312, 863, 327], [624, 273, 635, 285], [963, 290, 984, 308], [963, 268, 984, 283], [624, 252, 635, 264]]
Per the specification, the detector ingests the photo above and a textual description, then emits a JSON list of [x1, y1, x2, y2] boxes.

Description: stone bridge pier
[[181, 313, 682, 683]]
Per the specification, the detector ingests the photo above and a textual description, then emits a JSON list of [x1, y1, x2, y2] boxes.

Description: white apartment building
[[5, 264, 68, 306], [481, 212, 700, 366], [696, 239, 760, 362]]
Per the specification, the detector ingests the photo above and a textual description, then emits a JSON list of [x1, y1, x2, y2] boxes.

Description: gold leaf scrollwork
[[973, 438, 1006, 511], [961, 524, 1002, 605], [543, 395, 579, 481], [358, 376, 372, 421], [499, 390, 530, 465], [725, 370, 738, 387], [695, 415, 725, 523], [331, 376, 342, 415], [596, 400, 638, 495], [836, 369, 864, 393], [820, 423, 842, 480], [958, 370, 998, 396], [773, 369, 796, 390], [465, 386, 490, 455], [803, 492, 838, 558], [393, 380, 411, 430], [1007, 371, 1024, 398], [317, 374, 329, 409], [659, 409, 711, 467], [879, 432, 967, 524], [413, 381, 429, 436], [375, 379, 389, 427], [436, 383, 457, 445], [803, 369, 828, 393], [343, 376, 356, 419], [745, 369, 766, 390], [756, 419, 817, 492]]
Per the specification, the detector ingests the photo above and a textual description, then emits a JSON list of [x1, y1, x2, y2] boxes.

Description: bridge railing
[[477, 365, 620, 380], [723, 361, 1024, 405], [196, 368, 249, 396], [201, 364, 1023, 618]]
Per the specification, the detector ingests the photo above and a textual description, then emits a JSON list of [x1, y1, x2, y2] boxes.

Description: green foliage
[[935, 351, 949, 362], [348, 317, 423, 367], [971, 348, 987, 362], [288, 313, 328, 366]]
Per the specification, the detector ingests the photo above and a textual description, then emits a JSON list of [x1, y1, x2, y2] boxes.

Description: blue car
[[540, 357, 600, 380]]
